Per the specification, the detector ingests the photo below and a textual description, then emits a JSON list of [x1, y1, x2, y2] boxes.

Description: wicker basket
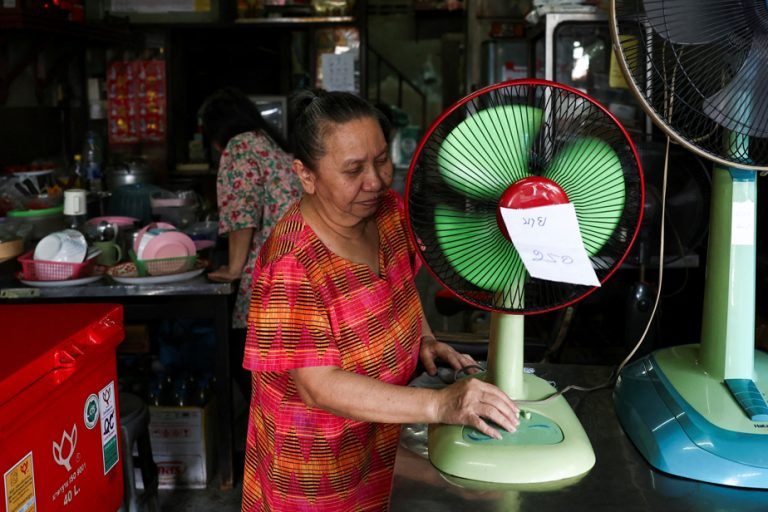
[[130, 250, 198, 277]]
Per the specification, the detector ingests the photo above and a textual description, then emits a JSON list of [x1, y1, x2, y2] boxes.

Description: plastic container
[[6, 206, 66, 242], [0, 303, 124, 511]]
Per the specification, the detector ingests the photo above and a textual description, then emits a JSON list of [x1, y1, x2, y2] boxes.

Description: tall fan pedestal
[[428, 372, 595, 484], [614, 346, 768, 488]]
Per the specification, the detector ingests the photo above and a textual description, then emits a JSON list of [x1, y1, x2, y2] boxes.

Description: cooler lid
[[0, 303, 123, 404]]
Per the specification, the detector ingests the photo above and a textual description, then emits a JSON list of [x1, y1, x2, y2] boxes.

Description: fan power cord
[[466, 137, 672, 406]]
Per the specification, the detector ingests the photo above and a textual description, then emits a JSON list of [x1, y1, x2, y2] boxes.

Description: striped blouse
[[242, 190, 423, 511]]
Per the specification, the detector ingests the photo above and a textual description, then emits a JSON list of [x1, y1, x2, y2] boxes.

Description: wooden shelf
[[234, 15, 356, 26], [0, 12, 134, 44]]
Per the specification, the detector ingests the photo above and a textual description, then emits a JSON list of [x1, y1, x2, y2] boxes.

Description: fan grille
[[406, 80, 644, 314], [611, 0, 768, 169]]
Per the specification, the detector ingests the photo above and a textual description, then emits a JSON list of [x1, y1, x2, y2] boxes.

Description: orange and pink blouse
[[242, 190, 423, 511]]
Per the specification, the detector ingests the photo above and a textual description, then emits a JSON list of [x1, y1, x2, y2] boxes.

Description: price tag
[[732, 200, 755, 246], [500, 203, 600, 287]]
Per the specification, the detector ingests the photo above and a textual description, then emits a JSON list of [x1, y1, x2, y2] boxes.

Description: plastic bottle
[[73, 154, 85, 189], [83, 130, 103, 192]]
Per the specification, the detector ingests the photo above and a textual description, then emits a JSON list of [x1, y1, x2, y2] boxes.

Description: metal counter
[[0, 274, 237, 489], [392, 365, 768, 511]]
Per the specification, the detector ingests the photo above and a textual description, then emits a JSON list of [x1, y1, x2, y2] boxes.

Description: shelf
[[0, 12, 134, 44], [128, 16, 358, 30], [234, 15, 356, 26]]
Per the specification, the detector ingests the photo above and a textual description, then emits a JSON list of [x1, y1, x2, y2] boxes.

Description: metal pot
[[106, 158, 154, 190]]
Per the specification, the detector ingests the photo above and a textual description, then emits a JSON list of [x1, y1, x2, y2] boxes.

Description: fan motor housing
[[496, 176, 569, 241]]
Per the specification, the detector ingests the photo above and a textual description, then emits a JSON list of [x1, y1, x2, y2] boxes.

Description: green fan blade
[[437, 105, 543, 201], [435, 203, 526, 306], [543, 138, 625, 255]]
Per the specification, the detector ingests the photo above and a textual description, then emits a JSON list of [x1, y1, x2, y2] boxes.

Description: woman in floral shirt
[[201, 87, 301, 392]]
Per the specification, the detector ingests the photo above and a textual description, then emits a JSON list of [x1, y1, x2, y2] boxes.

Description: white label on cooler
[[4, 452, 36, 512], [98, 381, 120, 474]]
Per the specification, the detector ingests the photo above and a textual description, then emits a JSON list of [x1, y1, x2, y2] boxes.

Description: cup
[[63, 189, 88, 216], [93, 240, 123, 267]]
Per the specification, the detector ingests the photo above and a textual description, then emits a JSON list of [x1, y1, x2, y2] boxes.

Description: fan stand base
[[427, 372, 595, 484], [614, 345, 768, 488]]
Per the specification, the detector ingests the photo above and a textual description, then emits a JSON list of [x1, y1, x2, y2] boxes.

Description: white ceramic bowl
[[34, 229, 88, 263]]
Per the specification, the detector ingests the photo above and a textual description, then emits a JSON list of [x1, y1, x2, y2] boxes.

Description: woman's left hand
[[207, 265, 241, 283], [419, 336, 479, 377]]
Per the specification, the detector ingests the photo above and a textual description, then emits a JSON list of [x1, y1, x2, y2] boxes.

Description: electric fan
[[405, 79, 644, 484], [610, 0, 768, 487]]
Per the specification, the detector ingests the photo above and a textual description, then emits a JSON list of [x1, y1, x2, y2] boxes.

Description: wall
[[367, 6, 464, 129]]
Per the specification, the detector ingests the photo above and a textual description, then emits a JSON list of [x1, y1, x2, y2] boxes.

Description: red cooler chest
[[0, 304, 125, 512]]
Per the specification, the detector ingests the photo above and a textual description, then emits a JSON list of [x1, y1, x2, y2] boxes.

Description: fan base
[[428, 372, 595, 484], [614, 345, 768, 488]]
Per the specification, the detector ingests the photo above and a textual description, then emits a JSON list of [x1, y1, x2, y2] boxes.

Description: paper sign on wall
[[500, 203, 600, 287], [321, 52, 357, 93]]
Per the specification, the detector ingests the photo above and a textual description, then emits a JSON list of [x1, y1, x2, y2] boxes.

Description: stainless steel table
[[0, 275, 237, 489], [393, 364, 768, 511]]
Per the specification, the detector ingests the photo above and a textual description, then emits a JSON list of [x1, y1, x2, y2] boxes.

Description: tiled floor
[[159, 481, 242, 511]]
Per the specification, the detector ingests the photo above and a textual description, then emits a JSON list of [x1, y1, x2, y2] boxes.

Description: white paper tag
[[731, 200, 755, 246], [500, 203, 601, 287]]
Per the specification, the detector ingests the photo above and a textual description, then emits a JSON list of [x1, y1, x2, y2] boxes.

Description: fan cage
[[406, 79, 644, 314], [610, 0, 768, 170]]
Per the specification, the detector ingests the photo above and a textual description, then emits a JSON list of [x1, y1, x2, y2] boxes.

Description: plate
[[107, 259, 206, 285], [133, 222, 177, 254], [142, 231, 196, 260], [86, 216, 138, 227], [17, 273, 103, 288]]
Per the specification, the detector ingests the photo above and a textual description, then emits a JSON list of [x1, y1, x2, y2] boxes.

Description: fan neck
[[496, 176, 569, 241]]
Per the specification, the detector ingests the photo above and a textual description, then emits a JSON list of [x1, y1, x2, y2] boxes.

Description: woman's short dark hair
[[200, 87, 289, 158], [289, 89, 391, 171]]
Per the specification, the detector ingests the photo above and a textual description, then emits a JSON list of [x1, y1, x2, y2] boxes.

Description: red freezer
[[0, 304, 125, 512]]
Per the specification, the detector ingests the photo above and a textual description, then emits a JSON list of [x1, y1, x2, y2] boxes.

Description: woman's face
[[297, 116, 393, 227]]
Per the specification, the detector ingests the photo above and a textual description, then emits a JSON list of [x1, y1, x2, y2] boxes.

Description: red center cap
[[497, 176, 569, 240]]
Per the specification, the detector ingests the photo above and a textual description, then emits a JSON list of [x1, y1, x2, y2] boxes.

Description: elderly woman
[[242, 89, 519, 511]]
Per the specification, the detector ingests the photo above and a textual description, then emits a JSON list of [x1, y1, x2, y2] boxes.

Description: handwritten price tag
[[732, 200, 755, 246], [500, 203, 600, 287]]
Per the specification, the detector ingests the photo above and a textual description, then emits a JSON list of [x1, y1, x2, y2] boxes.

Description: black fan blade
[[703, 35, 768, 138], [644, 0, 747, 45]]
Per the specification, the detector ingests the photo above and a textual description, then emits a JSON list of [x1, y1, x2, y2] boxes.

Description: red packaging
[[0, 304, 125, 512]]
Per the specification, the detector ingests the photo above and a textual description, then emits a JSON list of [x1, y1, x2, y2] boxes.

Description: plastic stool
[[119, 392, 160, 512]]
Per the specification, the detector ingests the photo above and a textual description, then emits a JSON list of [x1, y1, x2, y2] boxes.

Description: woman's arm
[[208, 227, 254, 282], [290, 365, 519, 439]]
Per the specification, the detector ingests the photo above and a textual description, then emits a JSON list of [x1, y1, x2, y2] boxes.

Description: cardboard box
[[138, 400, 216, 489]]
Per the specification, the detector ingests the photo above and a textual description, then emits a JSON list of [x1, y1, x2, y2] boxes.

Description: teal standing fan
[[610, 0, 768, 487], [406, 79, 644, 483]]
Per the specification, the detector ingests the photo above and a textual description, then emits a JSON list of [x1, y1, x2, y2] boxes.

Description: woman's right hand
[[434, 378, 519, 440]]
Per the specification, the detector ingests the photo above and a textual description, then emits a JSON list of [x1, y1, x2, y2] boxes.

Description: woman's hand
[[419, 336, 480, 377], [207, 265, 242, 283], [434, 377, 520, 440]]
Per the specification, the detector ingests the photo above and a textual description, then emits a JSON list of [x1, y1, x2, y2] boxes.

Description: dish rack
[[18, 251, 97, 281], [129, 250, 198, 277]]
